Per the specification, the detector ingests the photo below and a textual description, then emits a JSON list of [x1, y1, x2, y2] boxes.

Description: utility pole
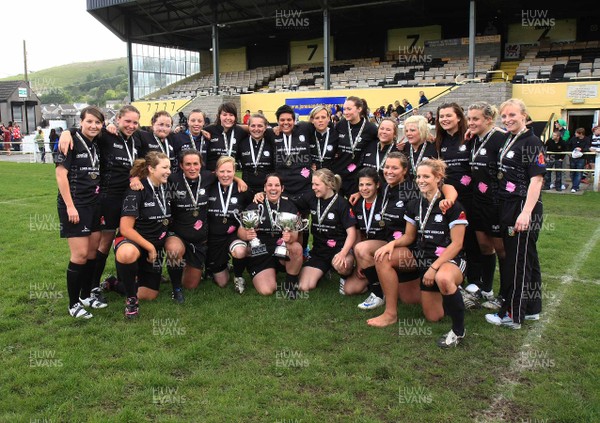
[[23, 40, 29, 84]]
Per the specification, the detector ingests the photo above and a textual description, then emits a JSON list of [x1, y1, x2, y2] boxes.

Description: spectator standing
[[49, 128, 60, 161], [243, 109, 251, 125], [418, 91, 429, 106], [12, 123, 22, 152], [35, 128, 45, 163], [568, 128, 590, 193], [543, 130, 567, 191], [1, 124, 11, 155]]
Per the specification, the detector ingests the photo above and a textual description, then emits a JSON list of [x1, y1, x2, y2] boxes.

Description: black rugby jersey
[[167, 170, 215, 243], [138, 130, 178, 170], [56, 129, 100, 207], [402, 141, 438, 180], [171, 131, 208, 168], [404, 195, 468, 261], [121, 177, 171, 244], [498, 129, 546, 199], [236, 133, 275, 194], [362, 141, 399, 176], [352, 195, 387, 241], [294, 192, 357, 254], [439, 133, 474, 200], [204, 124, 246, 171], [98, 129, 141, 196], [310, 126, 339, 170], [206, 182, 251, 237], [470, 129, 505, 205], [380, 180, 420, 242], [272, 122, 313, 196], [332, 117, 377, 178]]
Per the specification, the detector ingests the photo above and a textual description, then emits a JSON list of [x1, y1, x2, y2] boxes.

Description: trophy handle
[[232, 209, 243, 226], [271, 210, 280, 229], [296, 217, 309, 232], [257, 203, 265, 223]]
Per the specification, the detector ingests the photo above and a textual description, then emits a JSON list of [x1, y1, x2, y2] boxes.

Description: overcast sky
[[2, 0, 126, 78]]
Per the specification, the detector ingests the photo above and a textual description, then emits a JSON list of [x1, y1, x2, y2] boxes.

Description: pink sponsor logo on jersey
[[327, 239, 336, 248]]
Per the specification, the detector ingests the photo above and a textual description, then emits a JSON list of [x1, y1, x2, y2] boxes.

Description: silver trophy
[[233, 205, 268, 256], [272, 211, 309, 261]]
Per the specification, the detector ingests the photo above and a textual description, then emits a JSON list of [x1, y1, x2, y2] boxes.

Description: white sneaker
[[485, 313, 521, 329], [525, 313, 540, 321], [437, 329, 465, 348], [234, 276, 245, 294], [357, 293, 385, 310], [481, 297, 502, 310], [79, 296, 108, 309], [339, 278, 346, 295], [549, 183, 555, 189], [561, 184, 566, 190], [69, 303, 93, 319], [459, 285, 481, 309]]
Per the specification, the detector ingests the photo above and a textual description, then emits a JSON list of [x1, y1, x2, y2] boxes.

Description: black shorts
[[206, 233, 242, 273], [99, 193, 124, 230], [303, 245, 348, 275], [58, 203, 101, 238], [248, 252, 286, 277], [418, 257, 467, 292], [168, 233, 208, 270], [396, 268, 420, 283], [469, 201, 501, 237], [114, 237, 165, 290]]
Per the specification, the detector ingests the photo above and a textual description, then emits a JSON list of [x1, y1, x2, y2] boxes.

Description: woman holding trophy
[[238, 174, 304, 296]]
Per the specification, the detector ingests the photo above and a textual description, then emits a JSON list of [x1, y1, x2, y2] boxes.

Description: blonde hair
[[216, 155, 236, 171], [309, 105, 331, 119], [378, 117, 399, 141], [403, 115, 430, 142], [313, 168, 342, 193], [499, 98, 528, 116], [468, 101, 498, 121], [416, 158, 447, 188]]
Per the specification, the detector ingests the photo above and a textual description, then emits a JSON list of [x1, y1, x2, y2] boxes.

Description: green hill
[[0, 58, 128, 105]]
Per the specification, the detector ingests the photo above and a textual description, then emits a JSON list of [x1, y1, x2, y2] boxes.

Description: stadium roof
[[87, 0, 597, 52]]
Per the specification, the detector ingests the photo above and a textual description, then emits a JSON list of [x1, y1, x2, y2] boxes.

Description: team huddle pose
[[56, 97, 545, 348]]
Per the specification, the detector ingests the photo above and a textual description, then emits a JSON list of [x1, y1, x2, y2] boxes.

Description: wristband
[[430, 266, 439, 271]]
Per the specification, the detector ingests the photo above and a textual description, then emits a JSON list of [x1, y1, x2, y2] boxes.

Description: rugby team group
[[55, 96, 545, 348]]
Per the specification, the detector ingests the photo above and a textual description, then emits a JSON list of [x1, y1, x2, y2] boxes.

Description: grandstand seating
[[512, 40, 600, 83]]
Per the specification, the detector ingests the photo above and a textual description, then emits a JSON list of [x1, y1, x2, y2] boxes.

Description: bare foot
[[367, 313, 398, 327]]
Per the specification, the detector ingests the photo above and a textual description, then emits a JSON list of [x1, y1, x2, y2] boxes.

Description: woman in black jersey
[[466, 102, 507, 308], [59, 105, 143, 302], [204, 102, 247, 171], [435, 102, 482, 301], [164, 150, 216, 303], [401, 115, 438, 180], [369, 159, 468, 349], [171, 109, 209, 167], [56, 106, 107, 319], [114, 152, 172, 319], [296, 169, 358, 292], [332, 96, 378, 196], [342, 167, 388, 309], [485, 98, 546, 330], [239, 174, 303, 296], [351, 153, 423, 310], [308, 105, 338, 171], [205, 156, 250, 293], [272, 105, 313, 200], [236, 113, 275, 195], [362, 118, 399, 177], [138, 111, 178, 171]]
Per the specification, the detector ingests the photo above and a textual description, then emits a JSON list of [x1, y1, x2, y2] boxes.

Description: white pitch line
[[476, 224, 600, 423]]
